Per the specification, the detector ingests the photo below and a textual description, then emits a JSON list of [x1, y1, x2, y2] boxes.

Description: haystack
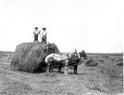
[[10, 42, 59, 73]]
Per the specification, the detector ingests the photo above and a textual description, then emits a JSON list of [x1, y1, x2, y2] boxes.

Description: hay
[[85, 59, 98, 66], [47, 43, 59, 54], [10, 42, 59, 73]]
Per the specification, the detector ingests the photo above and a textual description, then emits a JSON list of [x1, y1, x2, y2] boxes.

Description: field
[[0, 51, 123, 95]]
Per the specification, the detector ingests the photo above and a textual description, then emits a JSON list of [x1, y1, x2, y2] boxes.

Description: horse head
[[79, 50, 88, 59]]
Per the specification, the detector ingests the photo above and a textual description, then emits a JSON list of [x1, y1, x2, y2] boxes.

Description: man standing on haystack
[[41, 27, 47, 44], [33, 27, 40, 42]]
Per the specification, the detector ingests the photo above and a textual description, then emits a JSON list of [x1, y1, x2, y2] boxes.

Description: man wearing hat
[[33, 27, 40, 42], [41, 27, 47, 44]]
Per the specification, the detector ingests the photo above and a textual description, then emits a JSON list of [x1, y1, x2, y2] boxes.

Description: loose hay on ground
[[85, 59, 98, 66], [10, 42, 59, 73]]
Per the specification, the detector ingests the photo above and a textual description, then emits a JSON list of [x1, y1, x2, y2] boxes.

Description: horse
[[45, 53, 69, 75], [45, 50, 87, 75], [60, 50, 88, 74]]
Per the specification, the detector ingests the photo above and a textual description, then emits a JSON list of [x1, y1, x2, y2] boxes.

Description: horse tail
[[45, 53, 54, 63], [45, 54, 51, 63]]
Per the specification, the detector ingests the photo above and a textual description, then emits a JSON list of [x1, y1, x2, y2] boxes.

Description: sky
[[0, 0, 123, 53]]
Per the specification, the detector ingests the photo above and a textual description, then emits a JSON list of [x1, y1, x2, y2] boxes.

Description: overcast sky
[[0, 0, 123, 53]]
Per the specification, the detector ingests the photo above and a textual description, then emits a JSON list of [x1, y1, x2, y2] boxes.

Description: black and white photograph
[[0, 0, 123, 95]]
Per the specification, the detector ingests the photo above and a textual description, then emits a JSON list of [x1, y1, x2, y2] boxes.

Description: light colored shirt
[[33, 30, 40, 34], [42, 30, 47, 36]]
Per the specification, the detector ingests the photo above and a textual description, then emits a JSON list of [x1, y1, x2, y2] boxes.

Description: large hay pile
[[10, 42, 59, 73]]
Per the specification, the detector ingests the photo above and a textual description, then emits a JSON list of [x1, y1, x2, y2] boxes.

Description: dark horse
[[45, 50, 87, 75], [69, 50, 87, 74], [58, 50, 87, 74]]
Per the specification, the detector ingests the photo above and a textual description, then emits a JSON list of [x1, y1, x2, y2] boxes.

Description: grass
[[0, 51, 123, 95]]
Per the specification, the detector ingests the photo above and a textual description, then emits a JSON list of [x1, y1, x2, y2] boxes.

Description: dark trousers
[[42, 36, 47, 44], [34, 34, 38, 41]]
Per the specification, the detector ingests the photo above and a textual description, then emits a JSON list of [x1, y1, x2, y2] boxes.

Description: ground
[[0, 51, 123, 95]]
